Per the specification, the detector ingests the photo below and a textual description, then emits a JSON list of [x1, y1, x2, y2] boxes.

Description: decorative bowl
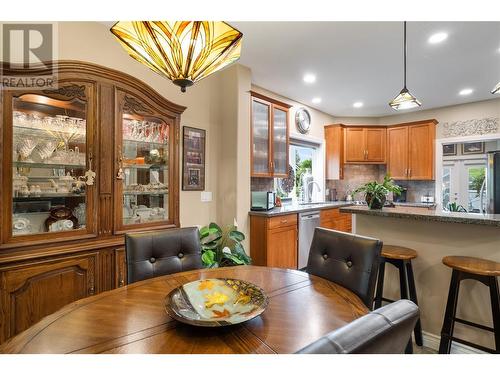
[[165, 278, 268, 327]]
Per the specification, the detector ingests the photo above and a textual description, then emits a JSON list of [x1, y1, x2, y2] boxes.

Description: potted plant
[[199, 222, 252, 268], [353, 174, 403, 209]]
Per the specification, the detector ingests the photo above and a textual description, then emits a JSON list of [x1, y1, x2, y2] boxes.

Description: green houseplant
[[199, 223, 251, 268], [353, 174, 403, 209]]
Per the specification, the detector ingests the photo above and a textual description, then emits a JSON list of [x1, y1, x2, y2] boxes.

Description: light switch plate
[[201, 191, 212, 202]]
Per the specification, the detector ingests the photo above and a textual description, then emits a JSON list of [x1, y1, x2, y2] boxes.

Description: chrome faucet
[[305, 180, 321, 202]]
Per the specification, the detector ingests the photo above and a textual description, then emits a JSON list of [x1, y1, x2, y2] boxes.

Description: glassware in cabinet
[[119, 110, 170, 226], [11, 92, 91, 236]]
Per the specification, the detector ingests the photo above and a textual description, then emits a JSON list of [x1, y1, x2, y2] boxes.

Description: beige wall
[[379, 98, 500, 139], [355, 214, 500, 350]]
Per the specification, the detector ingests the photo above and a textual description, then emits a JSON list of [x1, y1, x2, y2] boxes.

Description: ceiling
[[231, 21, 500, 117]]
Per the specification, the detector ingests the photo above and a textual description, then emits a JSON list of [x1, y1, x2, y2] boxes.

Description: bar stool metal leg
[[439, 270, 461, 354], [397, 260, 412, 354], [406, 261, 423, 346], [488, 276, 500, 352], [374, 259, 386, 309]]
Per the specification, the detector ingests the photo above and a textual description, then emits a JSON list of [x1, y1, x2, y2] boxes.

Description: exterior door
[[387, 126, 409, 179]]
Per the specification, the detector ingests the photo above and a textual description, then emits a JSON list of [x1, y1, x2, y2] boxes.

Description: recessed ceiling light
[[459, 88, 474, 96], [428, 32, 448, 44], [303, 73, 316, 84], [312, 97, 322, 104], [353, 102, 363, 108]]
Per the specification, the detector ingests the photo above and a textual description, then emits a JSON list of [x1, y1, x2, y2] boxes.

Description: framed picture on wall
[[462, 142, 485, 155], [182, 126, 206, 191], [442, 143, 457, 156]]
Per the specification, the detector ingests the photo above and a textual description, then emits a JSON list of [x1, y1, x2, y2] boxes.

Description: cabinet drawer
[[268, 214, 297, 229]]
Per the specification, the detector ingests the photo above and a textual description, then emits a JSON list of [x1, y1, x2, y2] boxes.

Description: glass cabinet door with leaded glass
[[115, 91, 176, 232], [3, 83, 97, 244]]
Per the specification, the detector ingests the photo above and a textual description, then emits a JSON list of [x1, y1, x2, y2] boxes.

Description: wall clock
[[295, 108, 311, 134]]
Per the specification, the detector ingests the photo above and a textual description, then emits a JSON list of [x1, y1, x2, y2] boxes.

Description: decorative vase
[[365, 193, 386, 209]]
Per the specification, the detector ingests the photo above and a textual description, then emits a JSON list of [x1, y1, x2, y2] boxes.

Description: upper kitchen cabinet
[[387, 120, 437, 180], [325, 124, 344, 180], [250, 92, 291, 178], [344, 127, 386, 164]]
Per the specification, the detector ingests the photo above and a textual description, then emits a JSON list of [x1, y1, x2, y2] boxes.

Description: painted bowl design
[[165, 278, 268, 327]]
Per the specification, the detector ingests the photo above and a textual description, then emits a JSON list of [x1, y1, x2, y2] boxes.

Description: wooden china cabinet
[[0, 61, 183, 344]]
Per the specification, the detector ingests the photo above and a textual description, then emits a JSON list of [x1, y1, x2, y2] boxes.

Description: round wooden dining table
[[0, 265, 369, 354]]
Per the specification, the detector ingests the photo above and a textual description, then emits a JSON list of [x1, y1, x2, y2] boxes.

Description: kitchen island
[[341, 205, 500, 353]]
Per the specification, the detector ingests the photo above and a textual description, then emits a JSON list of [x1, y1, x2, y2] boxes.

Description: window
[[276, 141, 321, 202]]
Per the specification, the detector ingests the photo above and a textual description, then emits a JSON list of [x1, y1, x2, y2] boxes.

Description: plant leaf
[[229, 230, 245, 242], [208, 222, 222, 235], [201, 250, 216, 267]]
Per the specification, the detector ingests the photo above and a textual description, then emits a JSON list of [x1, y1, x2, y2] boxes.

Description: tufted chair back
[[125, 227, 203, 284], [307, 227, 382, 308], [296, 299, 419, 354]]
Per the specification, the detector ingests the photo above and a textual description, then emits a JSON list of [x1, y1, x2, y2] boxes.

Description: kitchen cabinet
[[344, 127, 386, 164], [0, 61, 183, 343], [319, 208, 352, 232], [250, 92, 291, 178], [250, 213, 298, 269], [325, 125, 344, 180], [387, 120, 436, 180]]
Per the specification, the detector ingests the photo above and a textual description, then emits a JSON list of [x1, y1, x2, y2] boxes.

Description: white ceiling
[[231, 21, 500, 117]]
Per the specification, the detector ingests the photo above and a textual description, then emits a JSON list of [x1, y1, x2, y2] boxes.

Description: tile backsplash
[[251, 177, 274, 192], [326, 165, 435, 203], [327, 164, 386, 201], [392, 180, 436, 203]]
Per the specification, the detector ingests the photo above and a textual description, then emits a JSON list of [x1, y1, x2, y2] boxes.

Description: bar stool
[[439, 256, 500, 354], [374, 245, 423, 351]]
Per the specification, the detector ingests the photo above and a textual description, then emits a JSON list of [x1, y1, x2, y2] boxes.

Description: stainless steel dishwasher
[[298, 211, 320, 269]]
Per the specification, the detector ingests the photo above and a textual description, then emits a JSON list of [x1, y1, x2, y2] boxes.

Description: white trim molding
[[420, 331, 487, 354]]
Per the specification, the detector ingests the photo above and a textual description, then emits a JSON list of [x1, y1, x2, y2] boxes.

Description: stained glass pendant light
[[110, 21, 243, 92], [492, 82, 500, 94], [389, 22, 422, 110]]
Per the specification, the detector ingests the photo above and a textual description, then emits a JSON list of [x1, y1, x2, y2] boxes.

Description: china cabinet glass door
[[8, 85, 95, 240], [116, 93, 172, 230]]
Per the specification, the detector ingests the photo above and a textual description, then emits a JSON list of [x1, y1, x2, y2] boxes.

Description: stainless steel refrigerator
[[485, 151, 500, 214]]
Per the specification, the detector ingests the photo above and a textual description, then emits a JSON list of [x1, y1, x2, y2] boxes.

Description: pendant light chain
[[403, 21, 407, 90]]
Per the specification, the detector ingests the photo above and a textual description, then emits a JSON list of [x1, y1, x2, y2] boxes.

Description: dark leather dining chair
[[306, 227, 382, 308], [125, 227, 203, 283], [296, 299, 420, 354]]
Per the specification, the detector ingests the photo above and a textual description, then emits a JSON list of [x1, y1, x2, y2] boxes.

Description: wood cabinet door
[[266, 226, 297, 269], [365, 128, 386, 162], [325, 125, 344, 180], [114, 248, 127, 288], [408, 123, 435, 180], [271, 105, 289, 177], [320, 209, 352, 233], [251, 97, 272, 177], [387, 126, 409, 179], [0, 252, 98, 343], [344, 128, 366, 162]]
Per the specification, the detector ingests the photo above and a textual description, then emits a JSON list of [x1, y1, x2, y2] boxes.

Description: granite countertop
[[248, 201, 353, 217], [340, 205, 500, 227]]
